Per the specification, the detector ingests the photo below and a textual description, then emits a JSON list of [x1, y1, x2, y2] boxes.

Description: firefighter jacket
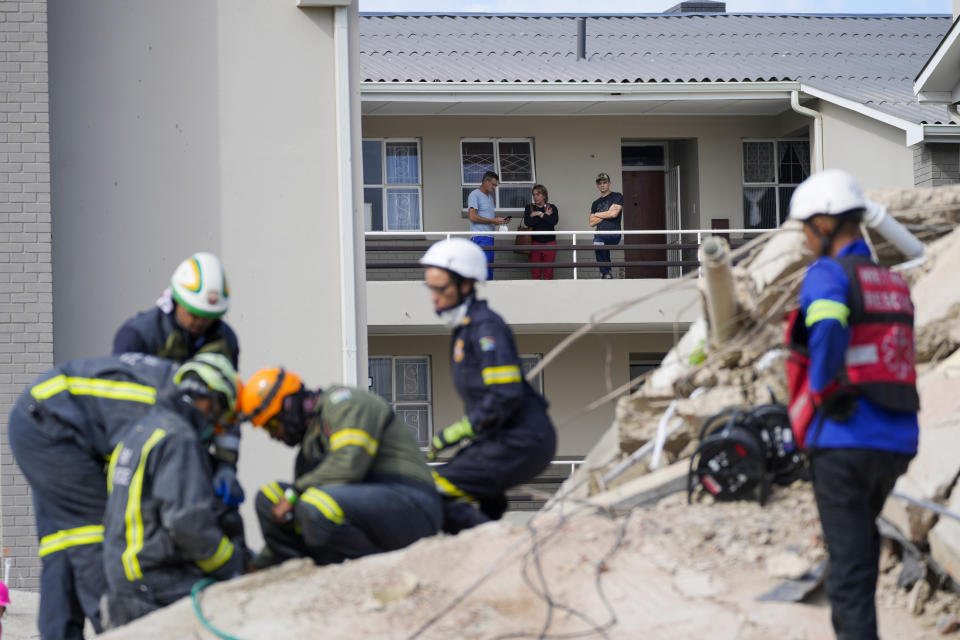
[[113, 306, 240, 368], [103, 405, 241, 599], [293, 386, 434, 492], [449, 298, 551, 436], [798, 238, 919, 453], [22, 353, 179, 459]]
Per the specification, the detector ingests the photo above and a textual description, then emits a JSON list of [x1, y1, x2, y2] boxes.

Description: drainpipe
[[334, 5, 362, 385], [700, 236, 739, 346], [862, 200, 925, 259], [791, 90, 823, 173]]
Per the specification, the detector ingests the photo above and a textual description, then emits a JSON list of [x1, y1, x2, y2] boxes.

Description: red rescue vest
[[785, 255, 919, 447]]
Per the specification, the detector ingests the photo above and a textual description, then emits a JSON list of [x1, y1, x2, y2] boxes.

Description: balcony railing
[[365, 228, 775, 281]]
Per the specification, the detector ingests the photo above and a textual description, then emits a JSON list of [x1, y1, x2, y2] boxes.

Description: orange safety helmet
[[239, 367, 304, 427]]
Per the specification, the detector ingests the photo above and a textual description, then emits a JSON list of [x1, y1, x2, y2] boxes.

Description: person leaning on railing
[[522, 184, 559, 280]]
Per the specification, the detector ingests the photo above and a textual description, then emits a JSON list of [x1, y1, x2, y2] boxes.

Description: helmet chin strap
[[806, 212, 854, 258]]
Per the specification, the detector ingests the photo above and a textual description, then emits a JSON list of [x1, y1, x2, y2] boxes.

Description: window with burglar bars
[[368, 356, 432, 448], [742, 139, 810, 229], [362, 138, 423, 231], [460, 138, 536, 212], [520, 354, 543, 393]]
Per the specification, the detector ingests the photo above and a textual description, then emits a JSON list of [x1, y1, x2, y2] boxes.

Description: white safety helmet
[[170, 252, 230, 318], [419, 238, 488, 283], [789, 169, 866, 222]]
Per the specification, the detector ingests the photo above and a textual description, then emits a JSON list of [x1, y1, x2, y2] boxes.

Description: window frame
[[741, 137, 810, 229], [519, 353, 544, 394], [362, 137, 424, 232], [367, 355, 433, 449], [460, 137, 537, 212]]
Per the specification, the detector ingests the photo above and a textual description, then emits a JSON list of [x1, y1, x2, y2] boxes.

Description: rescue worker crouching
[[240, 368, 443, 569], [102, 354, 246, 627], [420, 238, 557, 534], [7, 352, 182, 639], [112, 252, 245, 515], [786, 169, 918, 640]]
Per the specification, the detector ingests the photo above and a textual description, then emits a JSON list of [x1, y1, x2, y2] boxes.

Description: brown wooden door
[[622, 171, 666, 279]]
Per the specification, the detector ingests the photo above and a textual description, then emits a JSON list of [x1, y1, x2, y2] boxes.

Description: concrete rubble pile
[[560, 183, 960, 625]]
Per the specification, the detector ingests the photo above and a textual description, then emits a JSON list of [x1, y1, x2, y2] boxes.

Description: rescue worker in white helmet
[[101, 353, 246, 627], [113, 252, 245, 512], [239, 368, 442, 569], [7, 352, 217, 639], [785, 168, 918, 639], [420, 238, 557, 533]]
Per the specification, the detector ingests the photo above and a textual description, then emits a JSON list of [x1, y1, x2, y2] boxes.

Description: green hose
[[191, 578, 244, 640]]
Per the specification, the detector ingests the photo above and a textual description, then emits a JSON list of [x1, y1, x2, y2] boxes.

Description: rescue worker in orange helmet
[[240, 368, 442, 569]]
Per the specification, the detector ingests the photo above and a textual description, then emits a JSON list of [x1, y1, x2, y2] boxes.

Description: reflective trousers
[[434, 420, 556, 534], [255, 477, 442, 566], [8, 401, 107, 640]]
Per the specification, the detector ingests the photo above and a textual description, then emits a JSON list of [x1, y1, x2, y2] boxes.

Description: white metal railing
[[365, 228, 777, 280]]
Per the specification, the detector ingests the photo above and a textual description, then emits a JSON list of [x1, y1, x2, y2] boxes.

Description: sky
[[358, 0, 951, 14]]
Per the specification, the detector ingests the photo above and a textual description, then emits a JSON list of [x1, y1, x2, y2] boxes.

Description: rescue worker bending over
[[787, 169, 918, 640], [420, 238, 557, 533], [8, 353, 180, 639], [113, 252, 244, 512], [240, 368, 442, 568], [102, 354, 245, 627]]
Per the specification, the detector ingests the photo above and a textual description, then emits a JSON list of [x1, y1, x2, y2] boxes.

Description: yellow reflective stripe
[[329, 429, 379, 456], [301, 488, 344, 525], [38, 525, 104, 557], [481, 365, 522, 385], [30, 375, 156, 404], [122, 429, 166, 582], [196, 536, 234, 573], [106, 442, 123, 494], [431, 470, 472, 500], [260, 482, 283, 505], [806, 299, 850, 328]]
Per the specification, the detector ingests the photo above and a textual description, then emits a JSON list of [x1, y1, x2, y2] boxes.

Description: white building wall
[[1, 0, 363, 569], [0, 0, 49, 591], [818, 100, 916, 191]]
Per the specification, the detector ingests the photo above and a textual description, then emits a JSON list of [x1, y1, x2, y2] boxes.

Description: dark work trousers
[[435, 422, 556, 534], [471, 235, 495, 281], [593, 233, 621, 276], [7, 402, 107, 640], [255, 478, 442, 566], [811, 448, 912, 640]]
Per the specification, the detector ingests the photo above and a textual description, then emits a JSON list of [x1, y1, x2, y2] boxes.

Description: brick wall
[[0, 0, 49, 591], [914, 142, 960, 188]]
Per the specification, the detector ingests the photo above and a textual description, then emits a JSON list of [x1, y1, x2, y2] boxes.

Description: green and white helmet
[[173, 352, 240, 420], [170, 252, 230, 318]]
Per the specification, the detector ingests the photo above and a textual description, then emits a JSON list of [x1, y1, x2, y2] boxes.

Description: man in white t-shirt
[[467, 171, 509, 280]]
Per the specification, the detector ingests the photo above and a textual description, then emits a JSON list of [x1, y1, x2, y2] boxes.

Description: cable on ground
[[191, 578, 244, 640]]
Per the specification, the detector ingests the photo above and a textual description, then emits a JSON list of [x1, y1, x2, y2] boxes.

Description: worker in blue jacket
[[788, 169, 918, 640], [420, 238, 557, 533]]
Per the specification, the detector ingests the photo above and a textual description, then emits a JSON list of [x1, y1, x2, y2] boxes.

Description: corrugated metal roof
[[359, 14, 952, 124]]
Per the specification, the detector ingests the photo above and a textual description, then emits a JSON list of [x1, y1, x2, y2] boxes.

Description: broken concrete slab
[[586, 460, 688, 514], [883, 349, 960, 543], [929, 485, 960, 586]]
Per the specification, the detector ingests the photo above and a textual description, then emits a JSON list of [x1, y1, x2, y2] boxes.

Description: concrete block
[[587, 459, 689, 514]]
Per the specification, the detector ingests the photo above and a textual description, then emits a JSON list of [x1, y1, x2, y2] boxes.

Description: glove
[[427, 417, 474, 461], [212, 464, 245, 508]]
